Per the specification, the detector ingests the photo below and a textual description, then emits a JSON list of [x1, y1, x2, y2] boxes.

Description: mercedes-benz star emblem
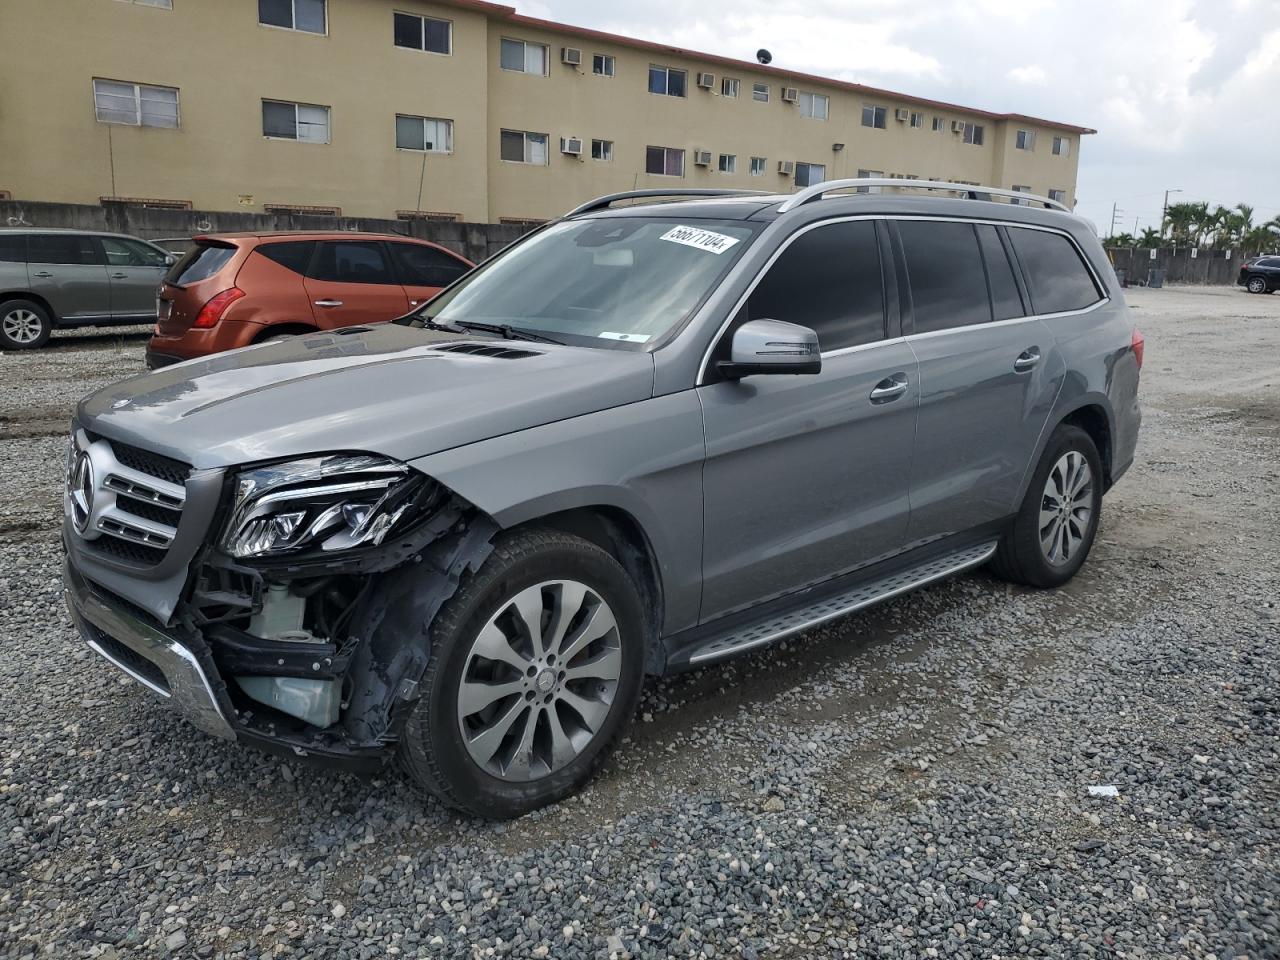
[[70, 450, 94, 535]]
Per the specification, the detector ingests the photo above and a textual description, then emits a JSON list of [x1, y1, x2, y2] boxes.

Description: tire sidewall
[[404, 539, 646, 818], [1247, 277, 1266, 294], [1017, 425, 1103, 587], [0, 300, 52, 350]]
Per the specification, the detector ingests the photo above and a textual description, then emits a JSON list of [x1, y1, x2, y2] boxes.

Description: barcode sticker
[[659, 225, 742, 255], [598, 332, 651, 343]]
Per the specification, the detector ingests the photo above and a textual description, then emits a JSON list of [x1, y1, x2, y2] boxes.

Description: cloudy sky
[[522, 0, 1280, 235]]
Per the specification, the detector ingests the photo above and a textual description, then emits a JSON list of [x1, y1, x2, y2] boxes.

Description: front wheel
[[990, 424, 1102, 588], [1247, 276, 1267, 294], [398, 528, 646, 818]]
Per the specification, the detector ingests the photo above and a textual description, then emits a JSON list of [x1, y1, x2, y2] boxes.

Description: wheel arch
[[0, 290, 57, 322], [1057, 402, 1114, 488], [251, 321, 317, 343]]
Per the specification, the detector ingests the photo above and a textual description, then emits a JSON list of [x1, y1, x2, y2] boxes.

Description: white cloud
[[1008, 65, 1047, 86]]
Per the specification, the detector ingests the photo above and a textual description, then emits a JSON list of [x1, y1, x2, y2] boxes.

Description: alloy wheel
[[2, 308, 44, 344], [1039, 451, 1093, 566], [457, 580, 622, 781], [1248, 278, 1266, 294]]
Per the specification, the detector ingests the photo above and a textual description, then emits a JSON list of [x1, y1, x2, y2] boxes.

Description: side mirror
[[716, 319, 821, 380], [164, 253, 177, 267]]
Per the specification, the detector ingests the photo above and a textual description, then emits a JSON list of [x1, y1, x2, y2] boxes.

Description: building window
[[397, 210, 460, 222], [258, 0, 326, 34], [262, 100, 330, 143], [648, 65, 687, 97], [861, 105, 886, 129], [855, 169, 884, 193], [718, 153, 736, 174], [592, 54, 615, 77], [395, 115, 452, 152], [752, 82, 769, 102], [93, 79, 180, 128], [910, 111, 923, 128], [263, 202, 341, 216], [799, 92, 829, 120], [795, 162, 825, 187], [500, 38, 548, 75], [1015, 129, 1035, 150], [99, 195, 191, 210], [721, 77, 740, 98], [499, 217, 547, 227], [749, 156, 767, 176], [119, 0, 172, 8], [499, 129, 548, 164], [1010, 184, 1031, 205], [1052, 136, 1071, 157], [1048, 189, 1067, 203], [963, 122, 985, 146], [393, 12, 451, 54], [591, 138, 613, 161], [932, 116, 944, 132], [645, 145, 685, 177]]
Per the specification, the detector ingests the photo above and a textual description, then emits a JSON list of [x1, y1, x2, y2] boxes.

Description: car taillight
[[193, 287, 245, 329], [1132, 328, 1145, 370]]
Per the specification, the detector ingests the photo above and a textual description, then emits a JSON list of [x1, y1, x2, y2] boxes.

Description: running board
[[684, 540, 999, 666]]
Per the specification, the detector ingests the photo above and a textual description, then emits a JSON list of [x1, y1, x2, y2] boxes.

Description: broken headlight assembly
[[220, 454, 434, 559]]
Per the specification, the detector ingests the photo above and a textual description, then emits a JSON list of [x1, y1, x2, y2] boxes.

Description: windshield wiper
[[450, 321, 565, 345], [406, 315, 465, 333]]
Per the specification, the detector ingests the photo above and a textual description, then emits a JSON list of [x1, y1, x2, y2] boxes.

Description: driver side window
[[743, 220, 886, 353]]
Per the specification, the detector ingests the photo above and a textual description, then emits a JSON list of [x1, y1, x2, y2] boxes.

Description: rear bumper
[[63, 555, 235, 740], [146, 320, 263, 369]]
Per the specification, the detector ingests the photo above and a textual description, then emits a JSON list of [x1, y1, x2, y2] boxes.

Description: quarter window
[[310, 241, 395, 284], [897, 220, 992, 333], [645, 145, 685, 177], [262, 100, 330, 142], [861, 105, 887, 129], [591, 138, 613, 161], [795, 162, 825, 187], [256, 240, 316, 274], [749, 156, 767, 176], [258, 0, 326, 34], [592, 54, 615, 77], [976, 225, 1025, 321], [745, 220, 885, 352], [500, 129, 549, 164], [93, 79, 179, 128], [648, 65, 687, 97], [500, 38, 548, 75], [1006, 227, 1102, 315], [799, 92, 829, 120], [752, 82, 769, 102], [396, 115, 453, 152], [393, 12, 451, 54], [722, 77, 740, 98]]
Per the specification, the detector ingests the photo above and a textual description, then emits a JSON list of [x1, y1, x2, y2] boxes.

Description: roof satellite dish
[[756, 48, 773, 65]]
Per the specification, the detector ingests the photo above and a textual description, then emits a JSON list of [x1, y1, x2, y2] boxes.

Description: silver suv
[[0, 228, 174, 349], [62, 181, 1143, 818]]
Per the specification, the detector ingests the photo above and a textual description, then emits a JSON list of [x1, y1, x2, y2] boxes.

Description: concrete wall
[[0, 200, 532, 265], [1105, 247, 1256, 286]]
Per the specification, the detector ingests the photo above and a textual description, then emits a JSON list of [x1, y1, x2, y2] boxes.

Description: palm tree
[[1106, 232, 1136, 248], [1164, 201, 1200, 242], [1138, 228, 1162, 247]]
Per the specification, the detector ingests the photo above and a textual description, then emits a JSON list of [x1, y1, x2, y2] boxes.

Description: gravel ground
[[1, 287, 1277, 959]]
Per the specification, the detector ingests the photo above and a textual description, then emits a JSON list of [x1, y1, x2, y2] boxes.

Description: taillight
[[1132, 328, 1145, 370], [192, 287, 245, 329]]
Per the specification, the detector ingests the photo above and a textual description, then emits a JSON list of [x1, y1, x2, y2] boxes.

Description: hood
[[78, 325, 655, 468]]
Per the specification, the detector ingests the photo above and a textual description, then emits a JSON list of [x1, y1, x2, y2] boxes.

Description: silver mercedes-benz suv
[[63, 180, 1143, 818]]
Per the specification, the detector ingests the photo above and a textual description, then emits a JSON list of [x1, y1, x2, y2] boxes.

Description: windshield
[[413, 217, 761, 349]]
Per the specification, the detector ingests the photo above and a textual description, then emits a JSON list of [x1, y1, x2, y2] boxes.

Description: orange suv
[[147, 232, 473, 368]]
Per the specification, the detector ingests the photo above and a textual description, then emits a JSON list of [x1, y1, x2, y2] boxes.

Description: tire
[[398, 527, 646, 818], [0, 299, 53, 350], [1247, 276, 1267, 294], [990, 424, 1102, 588]]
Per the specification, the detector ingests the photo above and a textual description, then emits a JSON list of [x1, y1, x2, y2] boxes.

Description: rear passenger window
[[27, 234, 100, 265], [0, 234, 26, 262], [1007, 227, 1102, 315], [977, 225, 1025, 321], [310, 241, 395, 284], [897, 220, 990, 333], [389, 242, 470, 287], [745, 220, 884, 352], [257, 240, 315, 275], [170, 243, 237, 285]]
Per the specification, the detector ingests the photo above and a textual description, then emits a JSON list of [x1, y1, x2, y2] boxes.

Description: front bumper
[[63, 556, 235, 740]]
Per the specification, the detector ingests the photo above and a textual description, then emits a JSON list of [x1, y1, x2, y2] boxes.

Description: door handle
[[870, 372, 909, 404], [314, 299, 344, 308], [32, 271, 53, 279], [110, 273, 128, 279], [1014, 347, 1042, 373]]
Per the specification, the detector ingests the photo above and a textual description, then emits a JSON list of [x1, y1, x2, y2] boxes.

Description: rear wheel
[[1247, 276, 1267, 294], [0, 299, 52, 350], [398, 528, 646, 818], [990, 424, 1102, 588]]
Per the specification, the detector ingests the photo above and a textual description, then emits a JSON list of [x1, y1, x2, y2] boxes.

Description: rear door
[[303, 240, 409, 328], [896, 219, 1066, 546], [99, 237, 169, 319], [387, 241, 471, 309], [0, 234, 28, 293], [25, 234, 111, 321]]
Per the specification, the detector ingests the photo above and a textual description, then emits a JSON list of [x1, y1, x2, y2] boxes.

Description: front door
[[698, 219, 919, 622], [99, 237, 168, 319], [25, 233, 110, 321], [303, 240, 410, 329]]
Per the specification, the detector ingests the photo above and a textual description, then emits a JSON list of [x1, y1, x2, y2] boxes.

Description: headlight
[[221, 454, 430, 559]]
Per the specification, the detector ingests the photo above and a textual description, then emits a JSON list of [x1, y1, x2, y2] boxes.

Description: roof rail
[[565, 189, 773, 218], [776, 178, 1070, 215]]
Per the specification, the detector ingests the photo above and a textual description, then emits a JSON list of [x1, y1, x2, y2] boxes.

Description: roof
[[435, 0, 1096, 136], [195, 231, 443, 242], [0, 227, 152, 240]]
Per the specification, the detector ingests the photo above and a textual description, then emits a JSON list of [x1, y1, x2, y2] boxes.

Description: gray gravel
[[1, 289, 1278, 959]]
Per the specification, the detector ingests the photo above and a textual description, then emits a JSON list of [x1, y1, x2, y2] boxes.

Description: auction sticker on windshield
[[659, 225, 742, 255]]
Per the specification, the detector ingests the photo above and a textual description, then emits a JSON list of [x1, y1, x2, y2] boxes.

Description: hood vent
[[434, 342, 542, 360]]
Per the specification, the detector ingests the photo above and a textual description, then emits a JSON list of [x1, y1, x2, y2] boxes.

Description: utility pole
[[1109, 202, 1124, 237], [1160, 188, 1183, 238]]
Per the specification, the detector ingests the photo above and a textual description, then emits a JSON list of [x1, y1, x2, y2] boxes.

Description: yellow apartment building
[[0, 0, 1094, 223]]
